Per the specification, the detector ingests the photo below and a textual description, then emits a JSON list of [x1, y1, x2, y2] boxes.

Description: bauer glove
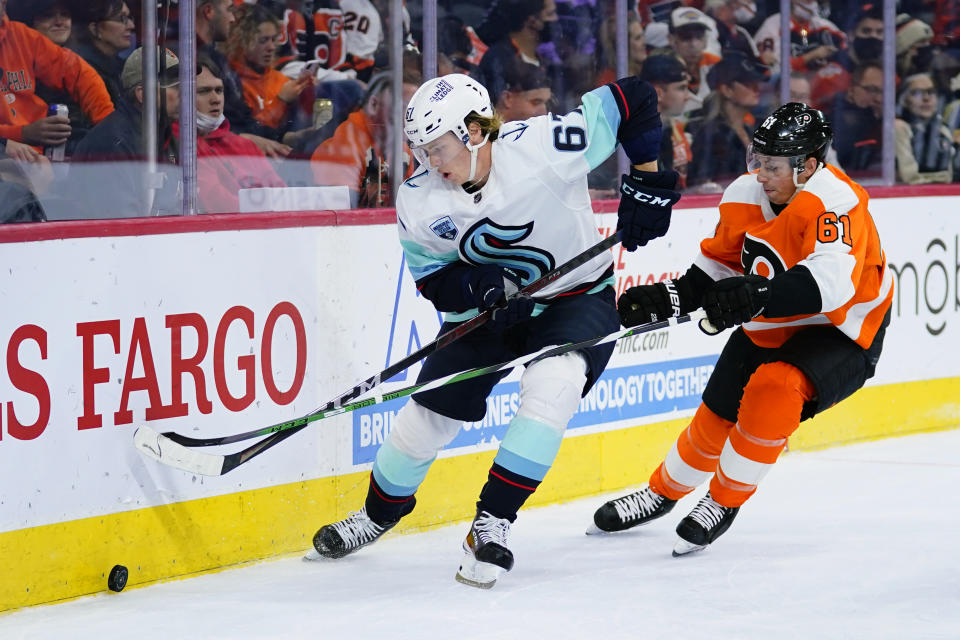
[[617, 280, 682, 327], [617, 168, 681, 252], [701, 274, 771, 332]]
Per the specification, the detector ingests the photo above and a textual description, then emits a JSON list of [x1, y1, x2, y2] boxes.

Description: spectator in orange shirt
[[71, 0, 136, 106], [227, 4, 313, 134], [310, 71, 419, 208], [0, 0, 114, 166], [7, 0, 108, 154]]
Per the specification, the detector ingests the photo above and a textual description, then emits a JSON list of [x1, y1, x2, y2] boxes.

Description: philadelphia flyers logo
[[741, 234, 786, 278], [460, 218, 555, 284]]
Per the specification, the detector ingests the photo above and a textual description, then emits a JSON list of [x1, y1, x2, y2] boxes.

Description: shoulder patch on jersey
[[429, 215, 458, 240], [500, 123, 529, 142]]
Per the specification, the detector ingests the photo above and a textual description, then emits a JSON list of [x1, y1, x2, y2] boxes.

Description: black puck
[[107, 565, 128, 592]]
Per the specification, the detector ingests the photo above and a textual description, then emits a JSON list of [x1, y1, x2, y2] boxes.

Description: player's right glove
[[617, 280, 682, 327], [617, 168, 681, 252], [464, 265, 535, 331]]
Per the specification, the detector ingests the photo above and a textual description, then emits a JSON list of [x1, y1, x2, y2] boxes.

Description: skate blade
[[672, 538, 707, 557], [585, 523, 610, 535], [303, 548, 323, 562], [455, 550, 506, 589]]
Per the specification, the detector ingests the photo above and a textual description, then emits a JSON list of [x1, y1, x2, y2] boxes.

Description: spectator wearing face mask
[[476, 0, 563, 111], [896, 15, 937, 78], [895, 72, 954, 184], [808, 5, 883, 111], [173, 58, 285, 214]]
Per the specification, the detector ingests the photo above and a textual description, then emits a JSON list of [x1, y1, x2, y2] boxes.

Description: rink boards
[[1, 193, 958, 611]]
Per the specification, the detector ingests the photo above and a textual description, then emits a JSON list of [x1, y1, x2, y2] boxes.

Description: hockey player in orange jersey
[[589, 102, 893, 556]]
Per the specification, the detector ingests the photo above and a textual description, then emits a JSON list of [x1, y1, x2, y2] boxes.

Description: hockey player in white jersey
[[311, 72, 681, 587]]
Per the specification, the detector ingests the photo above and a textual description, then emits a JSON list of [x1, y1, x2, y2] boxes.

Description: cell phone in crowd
[[303, 60, 324, 76]]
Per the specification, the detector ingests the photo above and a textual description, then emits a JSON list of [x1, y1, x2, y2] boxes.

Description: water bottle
[[45, 103, 68, 162]]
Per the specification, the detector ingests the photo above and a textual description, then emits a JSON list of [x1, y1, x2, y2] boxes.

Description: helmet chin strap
[[465, 133, 490, 182], [792, 161, 822, 188]]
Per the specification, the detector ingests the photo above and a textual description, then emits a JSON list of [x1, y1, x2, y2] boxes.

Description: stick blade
[[134, 426, 226, 476]]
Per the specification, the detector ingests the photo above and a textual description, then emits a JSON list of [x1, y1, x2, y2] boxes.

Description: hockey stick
[[134, 310, 706, 476], [134, 231, 623, 473]]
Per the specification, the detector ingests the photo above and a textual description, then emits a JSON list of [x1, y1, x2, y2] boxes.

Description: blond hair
[[226, 4, 281, 65], [466, 112, 506, 141]]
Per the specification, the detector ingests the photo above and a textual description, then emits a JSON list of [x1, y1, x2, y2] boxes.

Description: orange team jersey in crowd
[[0, 16, 114, 142], [310, 109, 415, 207], [694, 164, 893, 350], [230, 60, 292, 130], [278, 0, 375, 76]]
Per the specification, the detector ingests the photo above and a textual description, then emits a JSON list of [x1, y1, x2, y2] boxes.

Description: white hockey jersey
[[396, 86, 626, 321]]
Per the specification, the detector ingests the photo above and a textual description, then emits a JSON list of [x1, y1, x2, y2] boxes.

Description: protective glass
[[410, 131, 466, 172], [745, 145, 803, 176]]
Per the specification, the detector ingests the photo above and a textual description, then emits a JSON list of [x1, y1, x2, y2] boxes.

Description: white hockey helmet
[[404, 74, 492, 147], [404, 74, 493, 180]]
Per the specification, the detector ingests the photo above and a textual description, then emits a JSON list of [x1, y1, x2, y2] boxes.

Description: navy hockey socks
[[476, 464, 541, 523], [365, 474, 416, 525]]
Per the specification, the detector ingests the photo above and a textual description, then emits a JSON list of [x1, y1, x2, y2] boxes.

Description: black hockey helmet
[[752, 102, 833, 167]]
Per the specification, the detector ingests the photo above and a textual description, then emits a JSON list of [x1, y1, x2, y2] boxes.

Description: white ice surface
[[3, 430, 959, 640]]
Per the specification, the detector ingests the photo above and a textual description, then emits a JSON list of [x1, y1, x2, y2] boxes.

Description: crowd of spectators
[[5, 0, 960, 221]]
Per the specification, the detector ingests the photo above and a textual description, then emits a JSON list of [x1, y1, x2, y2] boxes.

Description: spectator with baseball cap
[[667, 7, 721, 114], [71, 47, 182, 217], [686, 49, 767, 190], [640, 54, 694, 187]]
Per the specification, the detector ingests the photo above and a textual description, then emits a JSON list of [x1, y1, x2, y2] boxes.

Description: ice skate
[[672, 492, 739, 556], [308, 506, 399, 560], [455, 510, 514, 589], [587, 485, 677, 534]]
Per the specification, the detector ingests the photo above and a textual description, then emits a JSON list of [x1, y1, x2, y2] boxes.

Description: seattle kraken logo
[[460, 218, 555, 283]]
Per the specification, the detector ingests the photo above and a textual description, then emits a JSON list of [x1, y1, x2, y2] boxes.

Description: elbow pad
[[605, 76, 662, 165]]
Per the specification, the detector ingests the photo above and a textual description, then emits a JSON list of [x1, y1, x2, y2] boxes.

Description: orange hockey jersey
[[694, 165, 893, 349]]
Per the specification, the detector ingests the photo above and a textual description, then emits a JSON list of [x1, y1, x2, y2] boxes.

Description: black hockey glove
[[701, 274, 771, 332], [617, 168, 681, 252], [617, 280, 681, 327], [464, 265, 535, 331]]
